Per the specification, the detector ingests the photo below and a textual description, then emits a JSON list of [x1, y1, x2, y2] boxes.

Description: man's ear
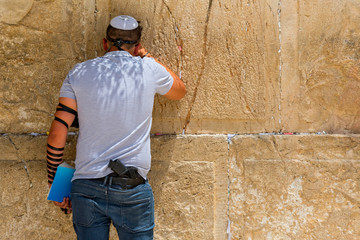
[[102, 38, 108, 51]]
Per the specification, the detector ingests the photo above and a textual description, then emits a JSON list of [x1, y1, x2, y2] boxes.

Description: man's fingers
[[58, 198, 72, 214], [60, 208, 68, 214], [53, 197, 69, 208], [54, 201, 66, 208]]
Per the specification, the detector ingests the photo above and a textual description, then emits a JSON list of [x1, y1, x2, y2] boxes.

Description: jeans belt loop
[[103, 176, 108, 185]]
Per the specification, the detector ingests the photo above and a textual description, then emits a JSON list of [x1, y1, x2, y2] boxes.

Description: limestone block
[[0, 0, 85, 133], [186, 0, 280, 134], [229, 135, 360, 239], [0, 160, 119, 239], [281, 0, 360, 133], [0, 0, 111, 134], [150, 135, 228, 240], [150, 160, 214, 239], [112, 0, 281, 134]]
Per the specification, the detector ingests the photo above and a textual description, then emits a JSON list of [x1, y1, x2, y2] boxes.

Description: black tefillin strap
[[54, 103, 79, 128], [46, 143, 65, 185], [113, 39, 139, 51], [47, 169, 55, 178], [54, 117, 68, 129], [106, 36, 139, 52], [47, 144, 64, 151], [46, 155, 63, 162], [47, 103, 77, 184], [47, 164, 57, 171], [47, 150, 63, 158]]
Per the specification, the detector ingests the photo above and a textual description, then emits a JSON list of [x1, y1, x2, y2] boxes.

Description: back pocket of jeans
[[121, 196, 154, 233], [71, 193, 96, 227]]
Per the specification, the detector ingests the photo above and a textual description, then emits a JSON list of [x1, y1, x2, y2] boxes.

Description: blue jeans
[[70, 178, 154, 240]]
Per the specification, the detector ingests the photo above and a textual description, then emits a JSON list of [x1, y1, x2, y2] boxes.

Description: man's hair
[[106, 24, 142, 47]]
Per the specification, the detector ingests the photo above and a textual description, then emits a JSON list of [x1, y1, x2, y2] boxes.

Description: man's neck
[[107, 46, 134, 56]]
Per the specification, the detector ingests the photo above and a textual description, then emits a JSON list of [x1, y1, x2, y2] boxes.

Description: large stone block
[[280, 0, 360, 133], [112, 0, 281, 134], [229, 135, 360, 239], [149, 135, 228, 239], [0, 0, 114, 134], [185, 0, 280, 134], [0, 0, 88, 133]]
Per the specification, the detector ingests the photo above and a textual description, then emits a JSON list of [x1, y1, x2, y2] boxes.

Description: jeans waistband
[[92, 174, 145, 189]]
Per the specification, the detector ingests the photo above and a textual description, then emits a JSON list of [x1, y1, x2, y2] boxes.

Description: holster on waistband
[[108, 159, 140, 179]]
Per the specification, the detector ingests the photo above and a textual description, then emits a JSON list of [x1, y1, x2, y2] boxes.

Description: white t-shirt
[[60, 51, 174, 180]]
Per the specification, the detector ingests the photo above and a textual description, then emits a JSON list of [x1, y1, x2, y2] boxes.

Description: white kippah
[[110, 15, 138, 30]]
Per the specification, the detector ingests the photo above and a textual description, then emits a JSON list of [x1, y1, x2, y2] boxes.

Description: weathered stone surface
[[0, 135, 229, 239], [281, 0, 360, 133], [0, 160, 75, 239], [1, 0, 359, 134], [149, 135, 228, 240], [0, 0, 34, 25], [1, 134, 360, 239], [1, 0, 360, 239], [0, 134, 77, 161], [0, 135, 18, 160], [113, 0, 281, 134], [0, 0, 82, 133], [112, 0, 208, 133], [0, 0, 113, 134], [229, 135, 360, 239], [185, 0, 280, 134]]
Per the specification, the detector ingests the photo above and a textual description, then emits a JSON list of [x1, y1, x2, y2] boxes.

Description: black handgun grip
[[108, 159, 127, 176]]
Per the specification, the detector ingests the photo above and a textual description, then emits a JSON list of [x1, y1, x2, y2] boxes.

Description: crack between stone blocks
[[161, 0, 184, 79], [182, 0, 214, 133], [0, 132, 355, 138], [6, 134, 33, 189], [277, 0, 283, 132], [226, 134, 236, 240]]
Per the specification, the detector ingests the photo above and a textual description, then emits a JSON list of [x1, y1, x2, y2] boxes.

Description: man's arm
[[46, 97, 77, 185], [158, 61, 186, 100], [46, 97, 77, 213], [135, 44, 186, 100]]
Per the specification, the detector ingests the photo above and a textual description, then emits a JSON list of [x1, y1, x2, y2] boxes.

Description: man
[[46, 15, 186, 240]]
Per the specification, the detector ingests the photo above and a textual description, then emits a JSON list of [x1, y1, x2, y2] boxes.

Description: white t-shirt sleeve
[[152, 62, 174, 95], [59, 74, 76, 100]]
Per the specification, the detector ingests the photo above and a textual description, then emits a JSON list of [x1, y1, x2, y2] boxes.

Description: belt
[[93, 173, 145, 189]]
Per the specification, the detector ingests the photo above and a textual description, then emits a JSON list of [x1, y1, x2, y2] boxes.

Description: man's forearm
[[46, 98, 77, 186], [46, 128, 67, 186]]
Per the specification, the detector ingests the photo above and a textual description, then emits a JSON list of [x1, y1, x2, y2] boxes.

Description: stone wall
[[0, 0, 359, 239]]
